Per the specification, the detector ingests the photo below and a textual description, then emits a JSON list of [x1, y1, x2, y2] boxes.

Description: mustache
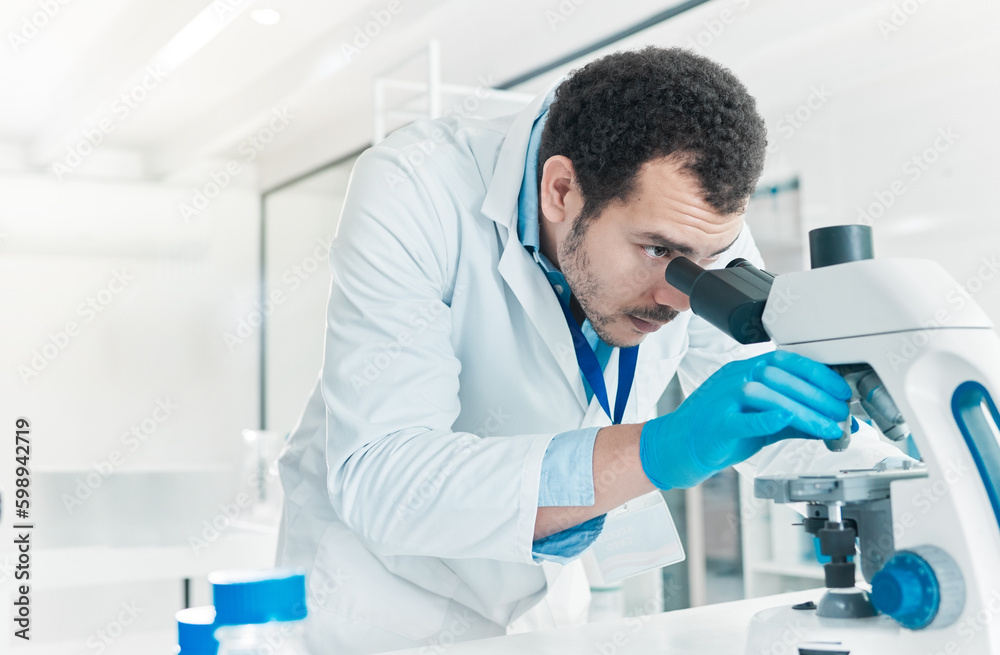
[[627, 306, 680, 324]]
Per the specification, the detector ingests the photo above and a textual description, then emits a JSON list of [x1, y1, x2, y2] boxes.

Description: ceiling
[[2, 0, 996, 190]]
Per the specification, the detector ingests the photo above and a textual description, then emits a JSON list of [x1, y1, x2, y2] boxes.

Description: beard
[[558, 215, 679, 348]]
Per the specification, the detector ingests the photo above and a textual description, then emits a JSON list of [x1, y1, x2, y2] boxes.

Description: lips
[[628, 315, 664, 333]]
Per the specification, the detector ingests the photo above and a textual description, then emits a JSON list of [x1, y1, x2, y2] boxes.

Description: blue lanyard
[[556, 298, 639, 425]]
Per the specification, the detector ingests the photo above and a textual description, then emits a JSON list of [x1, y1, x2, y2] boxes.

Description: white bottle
[[209, 569, 309, 655]]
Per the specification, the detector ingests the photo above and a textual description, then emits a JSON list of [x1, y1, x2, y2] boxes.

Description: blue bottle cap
[[177, 606, 218, 655], [209, 569, 308, 627]]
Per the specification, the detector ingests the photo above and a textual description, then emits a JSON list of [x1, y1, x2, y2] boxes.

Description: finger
[[728, 408, 795, 439], [764, 351, 852, 401], [743, 381, 844, 439], [756, 364, 850, 422], [762, 425, 826, 447]]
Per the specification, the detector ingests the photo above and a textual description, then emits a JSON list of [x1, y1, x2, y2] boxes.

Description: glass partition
[[261, 157, 358, 436]]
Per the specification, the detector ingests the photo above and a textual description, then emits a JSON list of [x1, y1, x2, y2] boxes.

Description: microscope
[[666, 225, 1000, 654]]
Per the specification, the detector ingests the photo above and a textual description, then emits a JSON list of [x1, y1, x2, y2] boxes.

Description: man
[[276, 47, 897, 654]]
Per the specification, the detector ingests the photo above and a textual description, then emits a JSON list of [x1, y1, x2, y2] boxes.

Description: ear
[[538, 155, 582, 226]]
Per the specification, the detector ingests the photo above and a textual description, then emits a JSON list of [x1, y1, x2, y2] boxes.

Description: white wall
[[0, 172, 261, 650], [498, 1, 1000, 325], [0, 174, 259, 467], [757, 38, 1000, 323], [263, 159, 355, 437]]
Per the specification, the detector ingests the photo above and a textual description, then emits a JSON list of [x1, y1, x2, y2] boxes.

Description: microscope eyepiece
[[664, 257, 775, 345], [664, 257, 703, 296]]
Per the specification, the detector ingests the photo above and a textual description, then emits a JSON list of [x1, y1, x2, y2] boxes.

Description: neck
[[537, 209, 561, 271]]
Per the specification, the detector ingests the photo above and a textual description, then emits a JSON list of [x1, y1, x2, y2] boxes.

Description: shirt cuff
[[532, 515, 606, 563], [537, 427, 600, 507]]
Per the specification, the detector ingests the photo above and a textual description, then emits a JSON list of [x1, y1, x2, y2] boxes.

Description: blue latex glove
[[640, 351, 852, 489]]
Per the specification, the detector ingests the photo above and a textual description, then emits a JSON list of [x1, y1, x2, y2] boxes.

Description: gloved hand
[[640, 351, 852, 489]]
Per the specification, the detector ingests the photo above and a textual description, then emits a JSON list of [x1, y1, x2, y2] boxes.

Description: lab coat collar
[[487, 78, 590, 413], [497, 232, 589, 413], [480, 78, 562, 233]]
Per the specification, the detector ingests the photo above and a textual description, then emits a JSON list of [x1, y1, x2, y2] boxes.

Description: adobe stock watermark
[[18, 268, 135, 385], [420, 587, 682, 655], [419, 608, 481, 655], [180, 107, 293, 222], [953, 587, 1000, 649], [340, 0, 403, 63], [856, 127, 959, 226], [841, 459, 974, 592], [544, 0, 589, 31], [541, 444, 638, 535], [61, 398, 179, 514], [442, 76, 498, 121], [592, 587, 684, 655], [757, 618, 813, 655], [216, 612, 310, 651], [309, 565, 351, 607], [726, 439, 825, 531], [349, 299, 447, 393], [888, 459, 970, 544], [877, 0, 931, 40], [766, 85, 833, 155], [683, 0, 752, 53], [885, 252, 998, 371], [212, 0, 252, 19], [731, 283, 801, 344], [382, 76, 497, 191], [84, 601, 144, 655], [188, 484, 254, 555], [8, 0, 72, 53], [395, 407, 509, 519], [51, 66, 168, 181], [223, 234, 333, 352], [737, 458, 971, 577]]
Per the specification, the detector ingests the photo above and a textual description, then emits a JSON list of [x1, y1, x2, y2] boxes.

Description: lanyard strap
[[556, 297, 639, 425]]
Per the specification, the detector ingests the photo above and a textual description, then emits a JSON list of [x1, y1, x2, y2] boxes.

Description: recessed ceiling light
[[251, 9, 281, 26]]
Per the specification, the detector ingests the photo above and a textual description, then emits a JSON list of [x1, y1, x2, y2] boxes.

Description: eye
[[643, 245, 671, 259]]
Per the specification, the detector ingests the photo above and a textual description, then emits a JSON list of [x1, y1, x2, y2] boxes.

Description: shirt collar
[[517, 90, 558, 271], [514, 92, 619, 381]]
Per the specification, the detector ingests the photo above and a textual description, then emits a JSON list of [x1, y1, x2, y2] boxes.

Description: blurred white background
[[0, 0, 997, 652]]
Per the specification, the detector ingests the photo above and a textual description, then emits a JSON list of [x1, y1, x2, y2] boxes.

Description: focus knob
[[870, 545, 965, 629]]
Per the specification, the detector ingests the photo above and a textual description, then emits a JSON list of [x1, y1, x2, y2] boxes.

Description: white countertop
[[15, 529, 277, 590], [379, 589, 822, 655]]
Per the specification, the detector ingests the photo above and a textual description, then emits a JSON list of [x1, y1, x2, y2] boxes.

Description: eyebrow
[[634, 230, 742, 258]]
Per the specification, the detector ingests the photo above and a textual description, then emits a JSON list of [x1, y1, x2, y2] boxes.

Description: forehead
[[618, 155, 744, 256]]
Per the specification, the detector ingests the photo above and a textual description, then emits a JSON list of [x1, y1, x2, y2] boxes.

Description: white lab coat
[[275, 87, 899, 655]]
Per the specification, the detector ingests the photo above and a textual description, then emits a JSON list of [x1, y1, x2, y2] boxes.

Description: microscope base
[[743, 602, 987, 655]]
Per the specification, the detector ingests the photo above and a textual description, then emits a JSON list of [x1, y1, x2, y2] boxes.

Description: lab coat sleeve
[[674, 225, 907, 478], [320, 145, 553, 565], [532, 427, 606, 561], [531, 516, 606, 564], [537, 427, 601, 507]]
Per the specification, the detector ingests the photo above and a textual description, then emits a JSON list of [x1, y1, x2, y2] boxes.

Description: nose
[[653, 279, 691, 312]]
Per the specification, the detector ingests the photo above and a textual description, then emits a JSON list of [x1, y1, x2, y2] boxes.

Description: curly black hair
[[537, 47, 767, 219]]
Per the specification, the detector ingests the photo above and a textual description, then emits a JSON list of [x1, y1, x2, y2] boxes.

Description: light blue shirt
[[521, 98, 618, 563]]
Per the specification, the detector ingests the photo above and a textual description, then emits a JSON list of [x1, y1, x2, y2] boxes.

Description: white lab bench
[[378, 589, 821, 655], [1, 529, 278, 654]]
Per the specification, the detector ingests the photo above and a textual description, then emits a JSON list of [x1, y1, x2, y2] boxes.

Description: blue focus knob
[[871, 546, 964, 630], [871, 563, 929, 624]]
